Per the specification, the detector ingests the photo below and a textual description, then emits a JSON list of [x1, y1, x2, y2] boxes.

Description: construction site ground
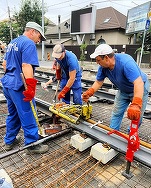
[[0, 60, 151, 188]]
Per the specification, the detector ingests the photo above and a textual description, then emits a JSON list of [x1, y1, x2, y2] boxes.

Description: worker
[[51, 43, 82, 105], [1, 22, 49, 154], [82, 44, 149, 131]]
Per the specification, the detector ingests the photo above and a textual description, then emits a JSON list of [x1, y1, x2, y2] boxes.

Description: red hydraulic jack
[[108, 119, 140, 179]]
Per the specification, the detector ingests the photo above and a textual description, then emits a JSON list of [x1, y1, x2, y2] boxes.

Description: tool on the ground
[[49, 102, 93, 124], [20, 73, 43, 135], [52, 80, 60, 103], [89, 120, 103, 128], [108, 119, 140, 179]]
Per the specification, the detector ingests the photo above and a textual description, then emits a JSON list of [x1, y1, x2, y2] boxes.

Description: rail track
[[0, 63, 151, 187], [0, 98, 151, 187]]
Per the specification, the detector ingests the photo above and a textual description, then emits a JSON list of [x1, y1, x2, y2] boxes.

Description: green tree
[[136, 26, 151, 52], [0, 21, 19, 44], [79, 43, 87, 67], [14, 0, 48, 35], [80, 43, 87, 61], [0, 0, 48, 44], [135, 27, 151, 67]]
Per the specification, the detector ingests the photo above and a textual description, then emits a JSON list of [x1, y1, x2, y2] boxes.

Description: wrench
[[89, 120, 103, 128]]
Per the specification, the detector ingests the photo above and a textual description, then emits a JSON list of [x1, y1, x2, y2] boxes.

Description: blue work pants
[[109, 80, 150, 131], [60, 78, 82, 105], [3, 87, 39, 145]]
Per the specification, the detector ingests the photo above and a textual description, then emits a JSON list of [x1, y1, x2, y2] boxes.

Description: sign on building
[[70, 6, 96, 35], [126, 1, 151, 34]]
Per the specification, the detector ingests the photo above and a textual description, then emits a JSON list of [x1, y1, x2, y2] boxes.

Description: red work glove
[[127, 97, 142, 120], [58, 86, 70, 100], [23, 78, 38, 102], [56, 68, 61, 80], [82, 88, 95, 102]]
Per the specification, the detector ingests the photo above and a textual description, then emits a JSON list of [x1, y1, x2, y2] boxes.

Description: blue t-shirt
[[56, 50, 82, 79], [1, 35, 39, 90], [96, 53, 147, 93]]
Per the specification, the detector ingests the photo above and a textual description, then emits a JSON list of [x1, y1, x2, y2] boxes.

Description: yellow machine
[[49, 102, 93, 124]]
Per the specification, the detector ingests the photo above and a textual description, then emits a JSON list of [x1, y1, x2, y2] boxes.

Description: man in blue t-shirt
[[1, 22, 48, 154], [52, 44, 82, 105], [82, 44, 149, 131]]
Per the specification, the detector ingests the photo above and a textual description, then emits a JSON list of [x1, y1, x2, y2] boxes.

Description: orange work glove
[[23, 78, 38, 102], [127, 97, 142, 120], [58, 86, 70, 100], [56, 68, 61, 80], [82, 88, 95, 102]]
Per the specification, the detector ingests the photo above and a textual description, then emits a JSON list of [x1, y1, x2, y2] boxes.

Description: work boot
[[26, 144, 49, 154], [4, 137, 21, 151]]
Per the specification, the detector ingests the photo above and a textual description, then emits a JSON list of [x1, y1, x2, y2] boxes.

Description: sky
[[0, 0, 150, 24]]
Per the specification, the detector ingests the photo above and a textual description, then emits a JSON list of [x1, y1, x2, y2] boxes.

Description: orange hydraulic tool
[[108, 119, 140, 179]]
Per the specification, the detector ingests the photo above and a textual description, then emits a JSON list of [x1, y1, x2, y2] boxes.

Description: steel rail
[[0, 128, 71, 159], [82, 86, 115, 102], [0, 67, 151, 94], [35, 98, 151, 168], [35, 69, 117, 89], [0, 68, 151, 106], [34, 70, 151, 113], [66, 120, 151, 168]]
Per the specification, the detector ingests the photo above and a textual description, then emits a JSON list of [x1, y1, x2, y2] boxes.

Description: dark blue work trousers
[[3, 87, 39, 145], [60, 78, 82, 105]]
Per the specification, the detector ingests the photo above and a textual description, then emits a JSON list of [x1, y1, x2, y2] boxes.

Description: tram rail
[[0, 63, 151, 187]]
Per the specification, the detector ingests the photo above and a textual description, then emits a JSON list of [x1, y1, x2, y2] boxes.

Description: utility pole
[[7, 3, 13, 40], [138, 19, 150, 67], [58, 15, 61, 41]]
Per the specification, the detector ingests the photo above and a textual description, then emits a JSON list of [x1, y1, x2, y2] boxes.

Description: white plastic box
[[70, 134, 96, 151], [90, 143, 118, 164]]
